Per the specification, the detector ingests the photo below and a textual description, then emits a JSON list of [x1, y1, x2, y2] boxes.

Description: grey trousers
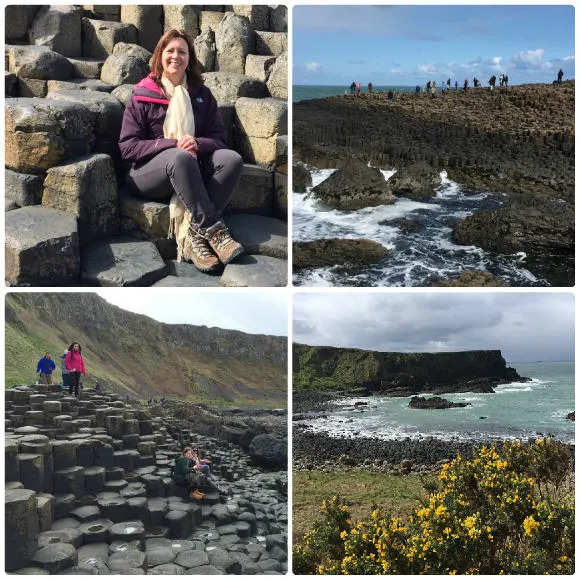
[[127, 148, 244, 229]]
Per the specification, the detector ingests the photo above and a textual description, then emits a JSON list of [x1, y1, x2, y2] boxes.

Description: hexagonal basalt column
[[18, 453, 45, 492], [6, 488, 40, 571], [52, 440, 77, 470]]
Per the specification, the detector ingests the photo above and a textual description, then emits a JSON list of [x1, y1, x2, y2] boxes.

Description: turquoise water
[[299, 362, 575, 443], [293, 85, 416, 102]]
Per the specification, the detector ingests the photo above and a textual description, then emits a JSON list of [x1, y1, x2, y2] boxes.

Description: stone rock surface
[[232, 6, 270, 31], [435, 271, 506, 287], [9, 46, 74, 81], [311, 160, 395, 210], [42, 153, 119, 246], [235, 97, 287, 139], [111, 84, 135, 106], [293, 238, 389, 270], [120, 5, 162, 53], [248, 434, 287, 468], [255, 31, 287, 57], [80, 236, 167, 286], [67, 57, 104, 79], [269, 6, 288, 33], [215, 13, 254, 74], [163, 5, 201, 38], [112, 42, 152, 62], [227, 164, 274, 215], [220, 255, 287, 287], [409, 396, 471, 410], [6, 6, 42, 42], [203, 72, 267, 105], [266, 53, 288, 100], [292, 164, 312, 193], [82, 18, 138, 60], [29, 5, 82, 58], [193, 30, 215, 73], [100, 54, 149, 86], [5, 206, 79, 286], [388, 161, 442, 201], [200, 11, 225, 33], [245, 54, 276, 82], [120, 195, 169, 239], [5, 170, 44, 207], [225, 214, 287, 259]]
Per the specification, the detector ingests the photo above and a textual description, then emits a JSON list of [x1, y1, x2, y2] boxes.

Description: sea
[[295, 362, 575, 445], [293, 167, 546, 287]]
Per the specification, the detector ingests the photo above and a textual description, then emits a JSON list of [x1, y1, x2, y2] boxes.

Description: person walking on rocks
[[65, 342, 86, 397], [119, 30, 245, 274], [36, 352, 56, 385], [557, 68, 564, 83], [368, 81, 373, 93], [350, 81, 356, 95], [387, 90, 394, 104], [356, 82, 361, 94], [463, 78, 468, 91], [59, 349, 69, 387]]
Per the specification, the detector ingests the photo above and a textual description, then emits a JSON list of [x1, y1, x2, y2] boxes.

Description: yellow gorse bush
[[293, 438, 574, 575]]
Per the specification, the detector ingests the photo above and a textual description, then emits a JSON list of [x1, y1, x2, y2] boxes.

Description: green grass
[[293, 470, 430, 542]]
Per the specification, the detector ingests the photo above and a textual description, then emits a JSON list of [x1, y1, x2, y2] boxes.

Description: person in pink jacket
[[65, 342, 86, 397]]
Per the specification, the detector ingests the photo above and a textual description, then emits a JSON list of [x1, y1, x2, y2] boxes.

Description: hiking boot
[[184, 229, 221, 272], [205, 220, 244, 265], [189, 490, 204, 500]]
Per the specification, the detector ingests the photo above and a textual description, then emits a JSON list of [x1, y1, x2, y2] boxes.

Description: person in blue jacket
[[36, 353, 56, 385]]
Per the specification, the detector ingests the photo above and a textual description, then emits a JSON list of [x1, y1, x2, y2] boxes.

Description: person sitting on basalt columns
[[36, 352, 56, 385], [119, 29, 245, 274], [65, 342, 86, 397], [190, 446, 227, 496]]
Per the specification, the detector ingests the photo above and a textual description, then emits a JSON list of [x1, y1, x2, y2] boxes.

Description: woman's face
[[162, 38, 189, 83], [73, 344, 80, 352]]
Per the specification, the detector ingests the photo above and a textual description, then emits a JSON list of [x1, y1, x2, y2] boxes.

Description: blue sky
[[294, 5, 575, 86]]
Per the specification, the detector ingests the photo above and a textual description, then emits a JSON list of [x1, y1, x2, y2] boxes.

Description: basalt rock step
[[5, 384, 287, 574]]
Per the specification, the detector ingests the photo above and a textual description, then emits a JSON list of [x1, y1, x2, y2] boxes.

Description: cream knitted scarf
[[161, 73, 195, 261]]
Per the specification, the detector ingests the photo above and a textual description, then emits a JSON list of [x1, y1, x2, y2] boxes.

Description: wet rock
[[292, 163, 312, 193], [566, 411, 575, 421], [388, 161, 441, 200], [293, 238, 388, 270], [434, 270, 506, 287], [409, 396, 471, 410], [310, 159, 395, 210], [380, 217, 422, 233]]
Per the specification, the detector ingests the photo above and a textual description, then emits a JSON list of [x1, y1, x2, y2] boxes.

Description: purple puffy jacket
[[118, 75, 228, 168]]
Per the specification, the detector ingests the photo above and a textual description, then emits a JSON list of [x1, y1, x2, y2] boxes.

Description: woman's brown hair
[[150, 29, 203, 91], [68, 342, 82, 353]]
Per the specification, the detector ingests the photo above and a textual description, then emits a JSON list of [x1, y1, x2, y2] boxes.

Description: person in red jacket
[[119, 29, 244, 273], [65, 342, 86, 397]]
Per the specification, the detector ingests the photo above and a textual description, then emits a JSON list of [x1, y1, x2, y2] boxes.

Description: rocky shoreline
[[5, 384, 287, 574], [293, 83, 575, 285]]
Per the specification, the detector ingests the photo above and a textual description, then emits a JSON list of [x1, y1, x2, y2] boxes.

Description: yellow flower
[[435, 505, 447, 517], [559, 556, 568, 562], [523, 515, 540, 537]]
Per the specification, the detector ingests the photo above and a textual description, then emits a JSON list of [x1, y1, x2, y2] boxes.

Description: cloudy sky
[[293, 292, 574, 363], [97, 290, 288, 337], [294, 6, 574, 86]]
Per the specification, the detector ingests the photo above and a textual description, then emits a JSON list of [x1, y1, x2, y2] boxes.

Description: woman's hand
[[176, 134, 198, 157]]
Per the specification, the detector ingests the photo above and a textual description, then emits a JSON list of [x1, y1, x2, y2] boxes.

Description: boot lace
[[211, 225, 236, 251], [189, 232, 214, 259]]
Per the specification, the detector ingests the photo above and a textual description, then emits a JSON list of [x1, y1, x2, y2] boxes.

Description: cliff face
[[293, 344, 523, 394], [6, 293, 287, 405]]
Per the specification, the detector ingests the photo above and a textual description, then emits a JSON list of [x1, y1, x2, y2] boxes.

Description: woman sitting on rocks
[[177, 446, 227, 499], [119, 29, 245, 273], [65, 342, 86, 397]]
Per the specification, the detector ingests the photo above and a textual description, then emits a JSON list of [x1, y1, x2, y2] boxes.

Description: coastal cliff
[[293, 344, 525, 394], [294, 83, 574, 284]]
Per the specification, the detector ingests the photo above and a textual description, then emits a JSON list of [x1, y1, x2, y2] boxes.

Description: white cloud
[[418, 64, 437, 74], [491, 56, 502, 65], [563, 55, 575, 61], [306, 61, 322, 72], [512, 48, 545, 69]]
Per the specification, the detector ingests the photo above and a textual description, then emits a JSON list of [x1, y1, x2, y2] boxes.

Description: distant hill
[[293, 343, 524, 394], [5, 293, 287, 406]]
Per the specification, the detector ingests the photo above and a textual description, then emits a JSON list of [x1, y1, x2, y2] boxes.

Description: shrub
[[293, 439, 574, 575]]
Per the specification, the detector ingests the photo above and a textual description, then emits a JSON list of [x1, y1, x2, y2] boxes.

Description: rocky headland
[[408, 396, 470, 410], [5, 5, 288, 287], [293, 83, 574, 285], [5, 384, 287, 574], [293, 345, 528, 394]]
